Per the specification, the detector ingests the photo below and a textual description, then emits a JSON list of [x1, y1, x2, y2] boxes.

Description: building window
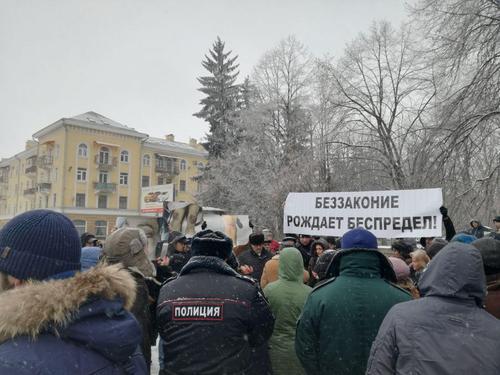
[[95, 220, 107, 239], [99, 172, 108, 184], [98, 195, 107, 209], [142, 175, 150, 187], [75, 193, 86, 207], [76, 168, 87, 182], [179, 180, 186, 192], [73, 220, 86, 236], [99, 147, 110, 164], [78, 144, 88, 157], [120, 150, 129, 163], [180, 159, 187, 171], [143, 154, 150, 167], [120, 173, 128, 185], [52, 193, 56, 207], [119, 196, 128, 209], [198, 162, 204, 170]]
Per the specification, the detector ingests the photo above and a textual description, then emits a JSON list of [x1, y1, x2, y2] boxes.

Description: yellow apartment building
[[0, 111, 208, 238]]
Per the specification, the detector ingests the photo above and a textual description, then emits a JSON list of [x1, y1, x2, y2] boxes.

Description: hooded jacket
[[295, 249, 411, 375], [469, 219, 486, 238], [366, 242, 500, 375], [307, 239, 329, 287], [263, 248, 312, 375], [0, 265, 147, 375], [157, 255, 275, 375], [261, 254, 310, 289]]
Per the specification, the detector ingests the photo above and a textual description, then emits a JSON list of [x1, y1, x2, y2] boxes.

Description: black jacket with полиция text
[[157, 255, 275, 375]]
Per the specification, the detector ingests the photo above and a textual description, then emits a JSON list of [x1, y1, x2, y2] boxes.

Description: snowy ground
[[151, 339, 160, 374]]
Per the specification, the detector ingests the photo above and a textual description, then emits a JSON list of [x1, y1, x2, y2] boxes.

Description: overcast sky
[[0, 0, 409, 159]]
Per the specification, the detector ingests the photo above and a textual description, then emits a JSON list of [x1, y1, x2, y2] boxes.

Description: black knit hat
[[472, 238, 500, 275], [249, 233, 265, 245], [191, 230, 233, 259], [426, 238, 448, 259], [391, 240, 413, 259], [0, 210, 81, 280]]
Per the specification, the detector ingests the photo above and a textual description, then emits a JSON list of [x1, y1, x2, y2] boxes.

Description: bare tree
[[410, 0, 500, 225], [320, 21, 436, 189]]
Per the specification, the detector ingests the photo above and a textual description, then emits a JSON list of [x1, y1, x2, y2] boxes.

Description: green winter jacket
[[295, 249, 412, 375], [264, 248, 312, 375]]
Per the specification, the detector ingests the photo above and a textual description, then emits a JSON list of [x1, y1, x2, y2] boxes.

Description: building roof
[[144, 137, 208, 158], [33, 111, 149, 139], [31, 111, 207, 158], [71, 111, 136, 131]]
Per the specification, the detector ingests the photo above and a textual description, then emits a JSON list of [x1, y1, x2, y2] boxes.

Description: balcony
[[93, 182, 116, 193], [37, 182, 51, 194], [37, 155, 53, 168], [94, 155, 118, 171], [25, 165, 37, 176], [23, 187, 37, 196], [155, 164, 179, 176]]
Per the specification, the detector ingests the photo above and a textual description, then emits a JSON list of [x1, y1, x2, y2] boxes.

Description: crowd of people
[[0, 208, 499, 374]]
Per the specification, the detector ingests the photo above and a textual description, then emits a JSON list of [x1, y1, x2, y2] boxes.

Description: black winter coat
[[169, 250, 191, 273], [237, 247, 273, 282], [129, 271, 154, 370], [295, 243, 311, 268], [157, 256, 275, 375]]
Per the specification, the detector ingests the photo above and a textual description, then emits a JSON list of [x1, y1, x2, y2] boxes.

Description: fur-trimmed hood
[[0, 264, 136, 344]]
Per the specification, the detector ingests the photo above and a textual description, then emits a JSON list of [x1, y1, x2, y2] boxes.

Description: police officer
[[157, 230, 275, 375]]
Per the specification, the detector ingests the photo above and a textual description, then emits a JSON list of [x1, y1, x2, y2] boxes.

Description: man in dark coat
[[0, 210, 147, 375], [491, 215, 500, 240], [295, 228, 411, 375], [472, 237, 500, 318], [238, 232, 273, 282], [366, 242, 500, 374], [295, 234, 313, 268], [157, 230, 275, 375], [166, 234, 191, 273], [469, 219, 486, 238]]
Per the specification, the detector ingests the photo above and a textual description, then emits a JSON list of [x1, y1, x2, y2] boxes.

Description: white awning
[[155, 153, 179, 159], [95, 141, 120, 148]]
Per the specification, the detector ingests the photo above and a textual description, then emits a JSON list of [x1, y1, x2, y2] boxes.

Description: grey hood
[[419, 242, 486, 306]]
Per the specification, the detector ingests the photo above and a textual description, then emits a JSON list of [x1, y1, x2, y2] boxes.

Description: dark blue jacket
[[0, 265, 148, 375]]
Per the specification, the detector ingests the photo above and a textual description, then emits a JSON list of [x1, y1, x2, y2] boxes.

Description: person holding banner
[[295, 228, 411, 375]]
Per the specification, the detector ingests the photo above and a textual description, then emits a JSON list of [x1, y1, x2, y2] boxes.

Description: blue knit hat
[[451, 233, 477, 244], [341, 227, 378, 250], [0, 210, 81, 280]]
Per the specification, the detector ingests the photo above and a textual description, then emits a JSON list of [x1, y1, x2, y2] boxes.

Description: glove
[[439, 206, 448, 217]]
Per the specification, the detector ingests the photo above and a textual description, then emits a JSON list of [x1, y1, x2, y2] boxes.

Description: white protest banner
[[283, 188, 443, 238]]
